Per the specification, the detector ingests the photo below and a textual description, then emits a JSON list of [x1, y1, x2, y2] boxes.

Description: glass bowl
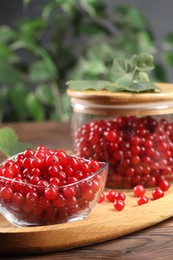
[[0, 152, 108, 227]]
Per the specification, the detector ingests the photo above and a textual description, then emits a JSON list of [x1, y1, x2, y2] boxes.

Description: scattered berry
[[152, 188, 164, 200], [106, 190, 116, 202], [113, 200, 125, 211], [114, 192, 126, 201], [159, 179, 170, 191], [133, 185, 146, 197], [137, 196, 149, 206]]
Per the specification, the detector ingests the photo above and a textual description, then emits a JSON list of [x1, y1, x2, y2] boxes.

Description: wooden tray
[[1, 187, 173, 256]]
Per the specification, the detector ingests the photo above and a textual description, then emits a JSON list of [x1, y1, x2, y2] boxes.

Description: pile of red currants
[[0, 146, 108, 226], [74, 115, 173, 188]]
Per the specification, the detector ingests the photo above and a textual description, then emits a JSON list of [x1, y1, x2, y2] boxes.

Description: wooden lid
[[67, 83, 173, 105], [67, 83, 173, 116]]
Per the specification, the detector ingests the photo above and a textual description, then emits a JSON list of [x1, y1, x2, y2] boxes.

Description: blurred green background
[[0, 0, 173, 122]]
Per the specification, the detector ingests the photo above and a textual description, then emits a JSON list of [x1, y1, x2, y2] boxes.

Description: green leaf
[[0, 127, 32, 158], [131, 53, 154, 71], [0, 45, 19, 62], [112, 58, 133, 79], [130, 82, 160, 92], [163, 52, 173, 66], [25, 92, 45, 121], [42, 2, 59, 20], [19, 18, 46, 35], [35, 84, 56, 106], [11, 39, 57, 80], [68, 53, 159, 93], [11, 38, 38, 52], [0, 26, 16, 44], [67, 80, 112, 91], [0, 63, 20, 84], [28, 60, 54, 83], [137, 31, 155, 53], [125, 6, 146, 29], [116, 77, 134, 90], [137, 71, 149, 82], [115, 6, 146, 30], [7, 82, 29, 121], [117, 79, 160, 93], [35, 49, 57, 80]]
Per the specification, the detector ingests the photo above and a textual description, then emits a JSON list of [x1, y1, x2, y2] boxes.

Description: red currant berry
[[53, 193, 66, 207], [82, 189, 95, 201], [114, 192, 126, 201], [44, 187, 58, 200], [133, 185, 146, 197], [48, 165, 61, 177], [30, 157, 43, 169], [2, 168, 14, 179], [106, 190, 116, 202], [12, 192, 23, 208], [63, 187, 76, 198], [98, 192, 105, 203], [54, 150, 68, 165], [67, 157, 78, 170], [39, 196, 50, 209], [113, 200, 125, 211], [88, 160, 100, 172], [0, 186, 13, 200], [46, 154, 59, 167], [26, 191, 39, 205], [152, 188, 164, 200], [78, 199, 89, 210], [137, 196, 149, 206], [31, 168, 41, 176], [23, 149, 35, 157], [30, 175, 40, 185], [104, 130, 117, 142], [159, 179, 170, 191], [22, 157, 31, 169], [49, 177, 61, 186]]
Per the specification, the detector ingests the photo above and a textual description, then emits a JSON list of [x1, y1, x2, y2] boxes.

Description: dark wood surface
[[0, 120, 173, 260]]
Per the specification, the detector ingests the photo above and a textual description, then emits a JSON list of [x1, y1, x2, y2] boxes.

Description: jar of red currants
[[67, 83, 173, 189]]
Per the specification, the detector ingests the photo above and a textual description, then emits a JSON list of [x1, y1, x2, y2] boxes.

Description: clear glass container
[[0, 154, 108, 227], [67, 83, 173, 188]]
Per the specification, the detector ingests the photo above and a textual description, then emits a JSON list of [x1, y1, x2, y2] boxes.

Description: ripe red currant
[[98, 192, 105, 203], [106, 190, 116, 202], [114, 192, 126, 201], [159, 179, 170, 191], [44, 187, 58, 200], [137, 196, 149, 206], [113, 200, 125, 211], [0, 186, 13, 200], [133, 185, 146, 197], [152, 188, 164, 200]]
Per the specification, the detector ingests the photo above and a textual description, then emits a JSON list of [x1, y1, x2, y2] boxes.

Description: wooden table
[[0, 121, 173, 260]]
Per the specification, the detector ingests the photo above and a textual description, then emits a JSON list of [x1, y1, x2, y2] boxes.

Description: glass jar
[[67, 83, 173, 188]]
